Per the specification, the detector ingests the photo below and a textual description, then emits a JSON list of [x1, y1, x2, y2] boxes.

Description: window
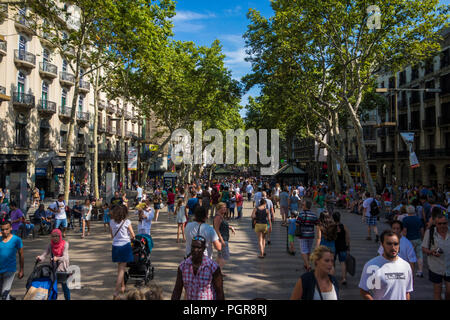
[[39, 120, 50, 149], [41, 81, 49, 105], [15, 114, 27, 148], [17, 71, 25, 94], [61, 89, 67, 107], [60, 131, 67, 150], [19, 35, 26, 52], [62, 59, 68, 72], [43, 48, 49, 62], [78, 95, 83, 112]]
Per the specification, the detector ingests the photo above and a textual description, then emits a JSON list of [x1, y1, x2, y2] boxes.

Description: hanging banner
[[400, 132, 420, 168], [127, 147, 138, 171]]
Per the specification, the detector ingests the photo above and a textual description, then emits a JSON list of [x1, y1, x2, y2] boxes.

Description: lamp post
[[88, 143, 95, 197], [375, 86, 441, 203]]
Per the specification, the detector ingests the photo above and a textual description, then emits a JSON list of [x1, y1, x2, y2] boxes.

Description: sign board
[[127, 147, 138, 171], [400, 133, 420, 168], [149, 144, 159, 152], [106, 173, 116, 203], [36, 168, 47, 176]]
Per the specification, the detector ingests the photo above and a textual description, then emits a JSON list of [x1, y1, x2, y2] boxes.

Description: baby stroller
[[23, 261, 58, 300], [124, 234, 154, 286]]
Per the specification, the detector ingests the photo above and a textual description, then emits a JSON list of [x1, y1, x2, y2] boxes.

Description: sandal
[[258, 255, 264, 259]]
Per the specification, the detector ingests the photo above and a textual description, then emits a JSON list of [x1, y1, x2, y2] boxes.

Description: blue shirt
[[288, 218, 297, 236], [403, 216, 424, 241], [0, 235, 23, 273], [187, 198, 199, 216]]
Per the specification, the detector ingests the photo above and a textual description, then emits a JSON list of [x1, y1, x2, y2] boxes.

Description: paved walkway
[[11, 199, 434, 300]]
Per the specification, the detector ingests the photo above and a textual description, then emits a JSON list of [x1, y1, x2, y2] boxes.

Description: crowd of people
[[0, 177, 449, 300]]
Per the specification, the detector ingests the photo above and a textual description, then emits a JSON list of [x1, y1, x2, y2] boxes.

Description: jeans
[[237, 206, 243, 218], [61, 282, 71, 300], [0, 272, 16, 300]]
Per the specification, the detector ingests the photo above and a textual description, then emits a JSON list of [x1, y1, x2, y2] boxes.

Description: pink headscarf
[[50, 229, 66, 257]]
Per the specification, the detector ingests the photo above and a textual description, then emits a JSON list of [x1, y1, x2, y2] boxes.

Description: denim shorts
[[168, 204, 175, 212], [112, 243, 134, 263], [55, 219, 68, 229], [335, 251, 347, 263], [429, 269, 450, 284]]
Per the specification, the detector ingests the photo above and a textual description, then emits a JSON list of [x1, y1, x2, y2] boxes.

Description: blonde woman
[[213, 202, 236, 275], [290, 246, 339, 300], [251, 199, 272, 258]]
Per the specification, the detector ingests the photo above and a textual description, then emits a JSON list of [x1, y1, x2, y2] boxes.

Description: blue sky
[[171, 1, 274, 115], [171, 0, 450, 116]]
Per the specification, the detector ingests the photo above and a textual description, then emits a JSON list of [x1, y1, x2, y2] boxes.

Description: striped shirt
[[296, 210, 318, 239], [180, 256, 219, 300]]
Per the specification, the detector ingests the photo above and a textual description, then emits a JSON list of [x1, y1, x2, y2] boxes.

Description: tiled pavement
[[11, 199, 435, 300]]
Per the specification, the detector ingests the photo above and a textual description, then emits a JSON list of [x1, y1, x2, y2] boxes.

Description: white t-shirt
[[377, 236, 417, 263], [359, 255, 413, 300], [246, 185, 254, 193], [138, 209, 154, 235], [137, 187, 143, 198], [298, 186, 305, 196], [254, 192, 263, 207], [50, 201, 67, 220], [185, 221, 219, 259], [363, 198, 380, 217], [110, 219, 132, 246]]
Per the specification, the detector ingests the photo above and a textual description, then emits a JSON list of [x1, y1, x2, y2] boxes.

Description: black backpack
[[370, 199, 380, 216]]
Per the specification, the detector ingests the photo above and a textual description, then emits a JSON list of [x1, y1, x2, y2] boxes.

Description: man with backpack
[[48, 194, 68, 238], [421, 211, 449, 300], [363, 192, 381, 243]]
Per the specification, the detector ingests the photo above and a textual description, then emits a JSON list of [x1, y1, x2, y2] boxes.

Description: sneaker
[[416, 272, 423, 278]]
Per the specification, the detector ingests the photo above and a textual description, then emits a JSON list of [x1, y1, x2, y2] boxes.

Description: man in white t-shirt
[[184, 206, 221, 259], [359, 230, 413, 300], [136, 185, 143, 203], [378, 220, 417, 273], [49, 194, 68, 237], [138, 202, 154, 235], [363, 192, 381, 243], [298, 185, 305, 198], [246, 184, 254, 202], [253, 188, 263, 208]]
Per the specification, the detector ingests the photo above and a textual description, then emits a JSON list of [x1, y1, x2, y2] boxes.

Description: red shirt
[[168, 192, 175, 205]]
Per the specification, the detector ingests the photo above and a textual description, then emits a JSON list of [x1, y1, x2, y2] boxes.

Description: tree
[[244, 0, 448, 195], [22, 0, 175, 201]]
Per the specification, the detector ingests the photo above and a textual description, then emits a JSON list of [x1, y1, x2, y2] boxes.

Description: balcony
[[14, 50, 36, 69], [14, 14, 36, 35], [97, 123, 106, 133], [417, 149, 450, 159], [12, 92, 35, 110], [124, 111, 132, 120], [79, 80, 90, 94], [0, 86, 10, 102], [76, 144, 86, 154], [77, 111, 89, 124], [37, 99, 57, 116], [0, 4, 8, 19], [39, 31, 56, 48], [106, 103, 115, 114], [438, 116, 450, 127], [115, 107, 123, 117], [59, 72, 75, 87], [0, 40, 6, 56], [422, 118, 436, 129], [124, 131, 133, 139], [59, 106, 72, 121], [106, 125, 114, 136], [15, 137, 29, 150], [39, 62, 58, 79], [98, 100, 106, 111]]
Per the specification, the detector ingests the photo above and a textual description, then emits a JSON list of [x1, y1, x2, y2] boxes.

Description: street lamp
[[88, 143, 95, 196], [375, 85, 441, 203]]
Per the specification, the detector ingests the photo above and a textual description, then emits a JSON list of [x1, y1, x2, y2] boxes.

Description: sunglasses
[[193, 235, 206, 242]]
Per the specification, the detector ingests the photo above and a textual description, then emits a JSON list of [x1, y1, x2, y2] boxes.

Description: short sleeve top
[[110, 219, 132, 246]]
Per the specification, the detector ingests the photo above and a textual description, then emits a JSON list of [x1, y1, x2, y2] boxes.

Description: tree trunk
[[93, 69, 100, 200], [329, 133, 341, 194], [64, 75, 80, 203], [120, 113, 125, 191]]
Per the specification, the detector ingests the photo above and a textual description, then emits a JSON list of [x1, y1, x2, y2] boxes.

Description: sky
[[171, 0, 450, 117], [171, 0, 274, 117]]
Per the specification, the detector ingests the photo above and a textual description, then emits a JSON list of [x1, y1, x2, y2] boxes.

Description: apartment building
[[0, 3, 143, 197], [375, 27, 450, 188]]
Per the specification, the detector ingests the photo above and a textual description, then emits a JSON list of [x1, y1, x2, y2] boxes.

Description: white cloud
[[221, 34, 245, 46], [224, 48, 249, 66], [173, 10, 216, 22], [224, 6, 242, 16]]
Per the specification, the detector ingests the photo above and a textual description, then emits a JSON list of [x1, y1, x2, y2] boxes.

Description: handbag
[[345, 253, 356, 277]]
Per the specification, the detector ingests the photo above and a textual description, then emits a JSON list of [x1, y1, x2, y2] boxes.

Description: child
[[103, 203, 111, 232], [138, 200, 154, 236], [175, 198, 187, 243], [229, 192, 236, 219], [287, 211, 297, 255]]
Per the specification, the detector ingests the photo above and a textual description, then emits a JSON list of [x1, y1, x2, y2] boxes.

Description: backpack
[[370, 199, 380, 216]]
